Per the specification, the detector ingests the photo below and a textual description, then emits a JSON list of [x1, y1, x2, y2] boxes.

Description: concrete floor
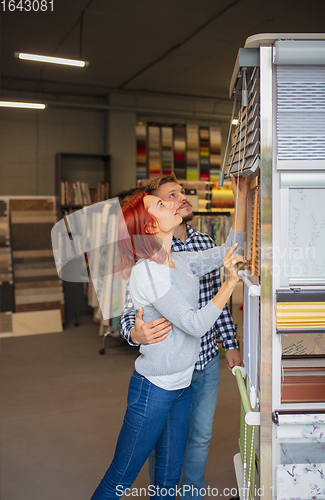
[[0, 292, 243, 500]]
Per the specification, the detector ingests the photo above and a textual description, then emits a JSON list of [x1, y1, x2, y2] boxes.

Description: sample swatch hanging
[[248, 181, 260, 277], [186, 124, 199, 180], [173, 126, 186, 179], [136, 123, 148, 181], [199, 127, 210, 180], [209, 127, 222, 182], [148, 126, 161, 179], [161, 127, 173, 175], [276, 289, 325, 333]]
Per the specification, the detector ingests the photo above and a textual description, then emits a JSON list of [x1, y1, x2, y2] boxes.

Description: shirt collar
[[172, 223, 195, 245]]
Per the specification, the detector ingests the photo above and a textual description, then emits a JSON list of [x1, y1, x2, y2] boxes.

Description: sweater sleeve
[[131, 261, 222, 338], [184, 228, 246, 278]]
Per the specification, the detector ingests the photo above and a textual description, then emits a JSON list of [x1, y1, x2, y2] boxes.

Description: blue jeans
[[148, 356, 220, 500], [91, 371, 191, 500]]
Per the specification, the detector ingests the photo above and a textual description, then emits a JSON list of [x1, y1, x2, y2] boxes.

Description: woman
[[91, 191, 246, 500]]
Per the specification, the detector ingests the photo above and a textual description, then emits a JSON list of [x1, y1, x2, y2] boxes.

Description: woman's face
[[144, 195, 183, 234]]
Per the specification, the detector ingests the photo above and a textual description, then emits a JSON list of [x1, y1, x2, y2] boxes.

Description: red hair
[[118, 191, 166, 280]]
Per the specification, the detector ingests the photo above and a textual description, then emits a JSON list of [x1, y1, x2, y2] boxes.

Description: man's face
[[153, 182, 193, 223]]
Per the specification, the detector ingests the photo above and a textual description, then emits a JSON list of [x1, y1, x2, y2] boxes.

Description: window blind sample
[[148, 126, 161, 179], [281, 371, 325, 403], [247, 184, 260, 277], [276, 289, 325, 334], [209, 127, 222, 182], [186, 124, 199, 180], [282, 333, 325, 356], [226, 67, 260, 177], [161, 127, 173, 176], [136, 123, 147, 181], [199, 127, 210, 180], [288, 188, 325, 284], [173, 126, 186, 179]]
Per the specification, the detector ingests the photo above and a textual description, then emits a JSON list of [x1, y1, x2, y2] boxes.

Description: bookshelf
[[55, 153, 110, 325], [55, 153, 111, 212]]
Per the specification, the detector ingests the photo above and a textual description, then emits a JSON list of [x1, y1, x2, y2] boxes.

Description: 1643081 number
[[1, 0, 53, 11]]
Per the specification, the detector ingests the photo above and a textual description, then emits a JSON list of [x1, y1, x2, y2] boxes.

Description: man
[[120, 173, 247, 500]]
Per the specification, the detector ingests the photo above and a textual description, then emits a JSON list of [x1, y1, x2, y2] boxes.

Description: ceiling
[[1, 0, 325, 105]]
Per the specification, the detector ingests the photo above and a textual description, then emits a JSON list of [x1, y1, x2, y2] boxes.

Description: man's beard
[[182, 213, 193, 223]]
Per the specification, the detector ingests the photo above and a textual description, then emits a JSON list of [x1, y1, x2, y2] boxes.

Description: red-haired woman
[[91, 191, 246, 500]]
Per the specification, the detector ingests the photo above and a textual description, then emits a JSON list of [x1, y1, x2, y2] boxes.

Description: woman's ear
[[145, 222, 158, 235]]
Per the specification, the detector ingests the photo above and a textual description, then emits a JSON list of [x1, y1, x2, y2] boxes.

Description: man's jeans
[[91, 371, 191, 500], [148, 356, 220, 500]]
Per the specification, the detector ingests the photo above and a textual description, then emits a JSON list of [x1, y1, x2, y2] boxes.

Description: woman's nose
[[167, 202, 174, 210]]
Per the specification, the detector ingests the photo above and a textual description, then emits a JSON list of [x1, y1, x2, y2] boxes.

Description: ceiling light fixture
[[0, 101, 46, 109], [232, 118, 239, 125], [15, 52, 88, 67]]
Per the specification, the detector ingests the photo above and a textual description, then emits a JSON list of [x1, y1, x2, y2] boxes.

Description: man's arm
[[120, 284, 171, 345]]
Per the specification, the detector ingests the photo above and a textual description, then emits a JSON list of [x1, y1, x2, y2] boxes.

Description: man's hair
[[144, 174, 178, 195]]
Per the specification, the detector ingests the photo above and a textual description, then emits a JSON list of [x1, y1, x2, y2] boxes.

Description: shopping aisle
[[0, 312, 242, 500]]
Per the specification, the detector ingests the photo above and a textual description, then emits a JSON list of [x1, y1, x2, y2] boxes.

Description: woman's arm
[[132, 245, 245, 338], [185, 228, 246, 278]]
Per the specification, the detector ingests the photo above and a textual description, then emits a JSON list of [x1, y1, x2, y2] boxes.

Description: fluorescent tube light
[[0, 101, 46, 109], [16, 52, 88, 67], [232, 119, 239, 125]]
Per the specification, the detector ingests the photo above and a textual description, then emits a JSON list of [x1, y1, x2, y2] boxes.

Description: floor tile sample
[[10, 224, 53, 250], [11, 211, 57, 224], [15, 292, 64, 304], [15, 280, 62, 289], [9, 199, 54, 211], [12, 309, 62, 336], [15, 287, 63, 296], [12, 250, 54, 259], [14, 268, 57, 278]]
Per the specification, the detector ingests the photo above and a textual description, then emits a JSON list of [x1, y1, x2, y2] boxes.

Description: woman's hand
[[223, 243, 246, 284], [230, 173, 249, 202]]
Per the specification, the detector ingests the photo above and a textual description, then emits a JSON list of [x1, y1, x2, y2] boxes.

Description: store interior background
[[1, 1, 325, 499]]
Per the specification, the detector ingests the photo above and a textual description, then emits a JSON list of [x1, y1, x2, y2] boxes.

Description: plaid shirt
[[119, 224, 238, 371]]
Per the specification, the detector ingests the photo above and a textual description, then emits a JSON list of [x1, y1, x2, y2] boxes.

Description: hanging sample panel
[[275, 47, 325, 169], [277, 288, 325, 403], [148, 126, 161, 179], [136, 123, 148, 181], [276, 413, 325, 499], [173, 126, 186, 179], [226, 67, 260, 177], [186, 124, 199, 180], [161, 127, 173, 176], [247, 177, 260, 278], [276, 289, 325, 335], [209, 127, 222, 182], [199, 127, 210, 180]]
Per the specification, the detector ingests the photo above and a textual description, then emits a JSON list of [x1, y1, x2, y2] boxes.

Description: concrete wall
[[0, 105, 106, 196], [0, 91, 233, 197]]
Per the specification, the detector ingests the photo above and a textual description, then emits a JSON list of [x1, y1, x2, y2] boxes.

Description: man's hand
[[225, 348, 244, 372], [130, 307, 172, 345]]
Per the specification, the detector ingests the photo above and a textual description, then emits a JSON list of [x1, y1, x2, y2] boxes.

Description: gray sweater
[[129, 228, 245, 377]]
